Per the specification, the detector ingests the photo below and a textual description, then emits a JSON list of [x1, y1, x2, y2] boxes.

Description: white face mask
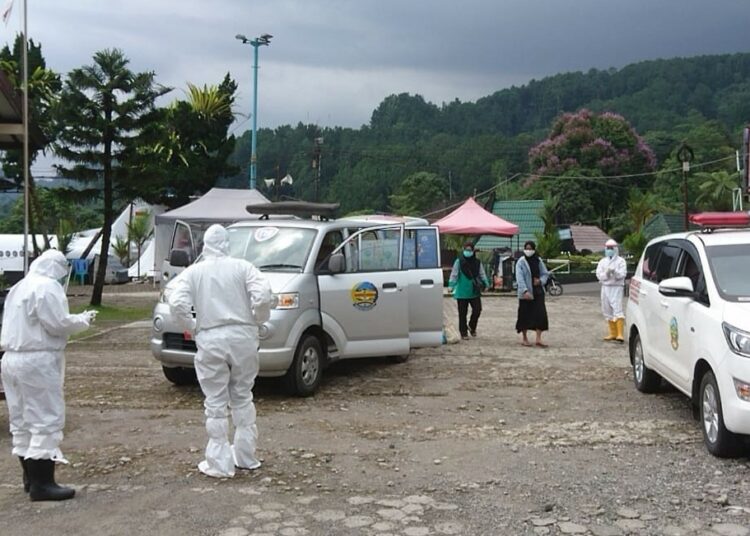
[[524, 249, 535, 257]]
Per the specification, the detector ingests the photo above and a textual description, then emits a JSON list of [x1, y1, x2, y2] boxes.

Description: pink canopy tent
[[433, 197, 519, 237]]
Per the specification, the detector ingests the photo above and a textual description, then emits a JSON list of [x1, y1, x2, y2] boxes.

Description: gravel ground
[[1, 291, 750, 536]]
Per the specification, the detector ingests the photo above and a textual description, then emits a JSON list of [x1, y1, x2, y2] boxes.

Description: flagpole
[[22, 0, 29, 273]]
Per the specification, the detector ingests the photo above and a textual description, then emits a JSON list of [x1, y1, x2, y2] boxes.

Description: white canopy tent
[[153, 188, 270, 281]]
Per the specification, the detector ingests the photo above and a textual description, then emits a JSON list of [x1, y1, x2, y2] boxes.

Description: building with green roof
[[475, 199, 544, 251], [643, 213, 698, 240]]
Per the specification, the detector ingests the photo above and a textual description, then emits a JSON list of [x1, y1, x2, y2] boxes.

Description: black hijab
[[526, 254, 541, 278], [459, 247, 480, 279]]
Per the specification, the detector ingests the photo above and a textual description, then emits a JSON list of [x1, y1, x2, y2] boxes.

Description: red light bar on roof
[[689, 211, 750, 228]]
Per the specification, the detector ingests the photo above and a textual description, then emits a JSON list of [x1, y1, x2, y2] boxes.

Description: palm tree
[[54, 49, 169, 305], [127, 211, 150, 279], [695, 171, 739, 211]]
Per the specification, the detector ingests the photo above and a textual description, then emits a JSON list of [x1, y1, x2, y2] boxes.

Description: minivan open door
[[317, 225, 410, 358], [162, 219, 196, 283], [402, 227, 443, 347]]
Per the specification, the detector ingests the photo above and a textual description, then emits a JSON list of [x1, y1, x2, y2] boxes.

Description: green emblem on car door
[[670, 317, 679, 350]]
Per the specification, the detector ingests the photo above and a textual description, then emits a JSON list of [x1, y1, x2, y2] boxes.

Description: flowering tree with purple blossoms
[[528, 109, 657, 228]]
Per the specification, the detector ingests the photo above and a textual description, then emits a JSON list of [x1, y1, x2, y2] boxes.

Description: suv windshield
[[227, 226, 316, 272], [707, 244, 750, 301]]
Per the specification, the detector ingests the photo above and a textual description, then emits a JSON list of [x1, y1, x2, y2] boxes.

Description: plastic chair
[[71, 259, 89, 285]]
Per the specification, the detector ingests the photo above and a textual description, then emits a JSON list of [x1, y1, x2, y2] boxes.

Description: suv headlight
[[274, 292, 299, 310], [723, 322, 750, 357]]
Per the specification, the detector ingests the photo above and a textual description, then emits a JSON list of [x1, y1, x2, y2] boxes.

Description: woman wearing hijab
[[448, 242, 490, 340], [515, 240, 550, 347]]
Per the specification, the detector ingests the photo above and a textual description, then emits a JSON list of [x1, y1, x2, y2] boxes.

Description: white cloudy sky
[[6, 0, 749, 172]]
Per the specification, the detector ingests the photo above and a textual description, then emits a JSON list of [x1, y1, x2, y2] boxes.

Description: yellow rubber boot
[[615, 318, 625, 343], [603, 320, 617, 341]]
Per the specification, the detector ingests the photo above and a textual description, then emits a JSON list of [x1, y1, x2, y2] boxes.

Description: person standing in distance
[[168, 224, 273, 478], [515, 241, 550, 347], [448, 242, 489, 340], [1, 249, 97, 501], [596, 238, 627, 343]]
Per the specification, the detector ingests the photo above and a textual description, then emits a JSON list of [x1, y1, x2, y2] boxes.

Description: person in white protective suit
[[168, 224, 273, 478], [0, 249, 97, 501], [596, 239, 628, 343]]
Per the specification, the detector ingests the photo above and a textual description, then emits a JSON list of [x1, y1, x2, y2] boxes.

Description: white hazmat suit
[[596, 239, 627, 342], [168, 224, 273, 478], [1, 249, 96, 501]]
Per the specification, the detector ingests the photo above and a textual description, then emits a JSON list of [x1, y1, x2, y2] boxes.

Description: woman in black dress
[[515, 240, 550, 347]]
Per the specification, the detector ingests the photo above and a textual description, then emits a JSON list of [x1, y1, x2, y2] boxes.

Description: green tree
[[534, 195, 561, 258], [389, 171, 448, 215], [53, 49, 169, 306], [695, 170, 739, 211], [134, 76, 238, 206], [528, 109, 657, 230]]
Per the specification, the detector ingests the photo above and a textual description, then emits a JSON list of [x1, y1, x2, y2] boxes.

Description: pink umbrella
[[433, 197, 519, 237]]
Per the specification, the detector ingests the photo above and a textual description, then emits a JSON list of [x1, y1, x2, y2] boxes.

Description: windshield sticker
[[351, 281, 378, 311], [254, 227, 279, 242], [670, 317, 679, 351]]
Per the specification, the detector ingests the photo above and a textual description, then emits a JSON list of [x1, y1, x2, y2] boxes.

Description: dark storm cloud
[[15, 0, 750, 132]]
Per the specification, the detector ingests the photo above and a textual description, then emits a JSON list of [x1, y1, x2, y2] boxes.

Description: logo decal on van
[[351, 281, 378, 310], [670, 316, 679, 350], [254, 227, 279, 242]]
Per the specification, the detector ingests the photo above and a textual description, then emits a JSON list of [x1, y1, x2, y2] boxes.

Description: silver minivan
[[150, 212, 444, 396]]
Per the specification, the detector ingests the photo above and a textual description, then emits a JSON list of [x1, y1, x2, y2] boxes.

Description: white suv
[[626, 222, 750, 457]]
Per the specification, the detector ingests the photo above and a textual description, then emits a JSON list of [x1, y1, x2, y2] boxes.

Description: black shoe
[[26, 459, 75, 501], [18, 456, 29, 493], [461, 334, 469, 340], [470, 330, 477, 337]]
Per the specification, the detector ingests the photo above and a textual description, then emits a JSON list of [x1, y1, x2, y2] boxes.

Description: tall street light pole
[[236, 33, 272, 190]]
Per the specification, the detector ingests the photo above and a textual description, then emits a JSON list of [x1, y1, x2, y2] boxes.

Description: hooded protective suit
[[596, 239, 627, 341], [168, 224, 273, 478], [1, 250, 94, 462]]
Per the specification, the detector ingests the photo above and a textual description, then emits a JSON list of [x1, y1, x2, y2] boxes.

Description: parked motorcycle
[[545, 273, 563, 297]]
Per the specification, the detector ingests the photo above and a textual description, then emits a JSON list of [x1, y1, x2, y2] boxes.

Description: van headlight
[[723, 322, 750, 357], [275, 292, 299, 309]]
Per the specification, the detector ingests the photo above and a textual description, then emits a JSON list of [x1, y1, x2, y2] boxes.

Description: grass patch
[[70, 304, 153, 323], [68, 304, 153, 341]]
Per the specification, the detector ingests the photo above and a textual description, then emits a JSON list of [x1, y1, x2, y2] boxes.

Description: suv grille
[[163, 332, 197, 352]]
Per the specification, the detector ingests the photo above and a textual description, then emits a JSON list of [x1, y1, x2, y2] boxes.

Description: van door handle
[[382, 282, 398, 290], [660, 300, 669, 308], [420, 279, 433, 285]]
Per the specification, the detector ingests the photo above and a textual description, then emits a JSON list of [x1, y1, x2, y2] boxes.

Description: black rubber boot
[[26, 459, 75, 501], [18, 456, 29, 493]]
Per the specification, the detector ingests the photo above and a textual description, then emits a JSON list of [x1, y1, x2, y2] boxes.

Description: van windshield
[[707, 244, 750, 301], [227, 226, 316, 272]]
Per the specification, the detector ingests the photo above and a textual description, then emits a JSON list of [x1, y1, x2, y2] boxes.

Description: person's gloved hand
[[82, 310, 98, 324]]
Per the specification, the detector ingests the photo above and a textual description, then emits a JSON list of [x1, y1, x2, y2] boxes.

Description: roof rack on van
[[247, 201, 340, 221], [689, 211, 750, 232]]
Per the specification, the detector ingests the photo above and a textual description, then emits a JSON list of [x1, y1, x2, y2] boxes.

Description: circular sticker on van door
[[670, 317, 679, 350], [351, 281, 378, 311]]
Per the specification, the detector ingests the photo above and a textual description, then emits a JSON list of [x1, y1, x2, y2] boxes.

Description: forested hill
[[226, 52, 750, 214]]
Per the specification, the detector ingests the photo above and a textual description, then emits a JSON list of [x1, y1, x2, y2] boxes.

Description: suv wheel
[[631, 333, 661, 393], [699, 371, 743, 458], [283, 334, 323, 397], [162, 366, 197, 386]]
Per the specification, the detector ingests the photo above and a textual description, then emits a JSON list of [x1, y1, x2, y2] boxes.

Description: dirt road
[[1, 292, 750, 536]]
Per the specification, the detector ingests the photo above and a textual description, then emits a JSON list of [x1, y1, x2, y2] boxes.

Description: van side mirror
[[658, 276, 695, 298], [169, 249, 191, 267], [328, 253, 345, 274]]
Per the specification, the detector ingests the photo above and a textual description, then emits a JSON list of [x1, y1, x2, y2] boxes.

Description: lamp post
[[236, 33, 272, 190], [677, 142, 694, 231]]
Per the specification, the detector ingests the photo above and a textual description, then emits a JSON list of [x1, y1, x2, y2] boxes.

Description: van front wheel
[[283, 334, 323, 397], [699, 371, 743, 458]]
